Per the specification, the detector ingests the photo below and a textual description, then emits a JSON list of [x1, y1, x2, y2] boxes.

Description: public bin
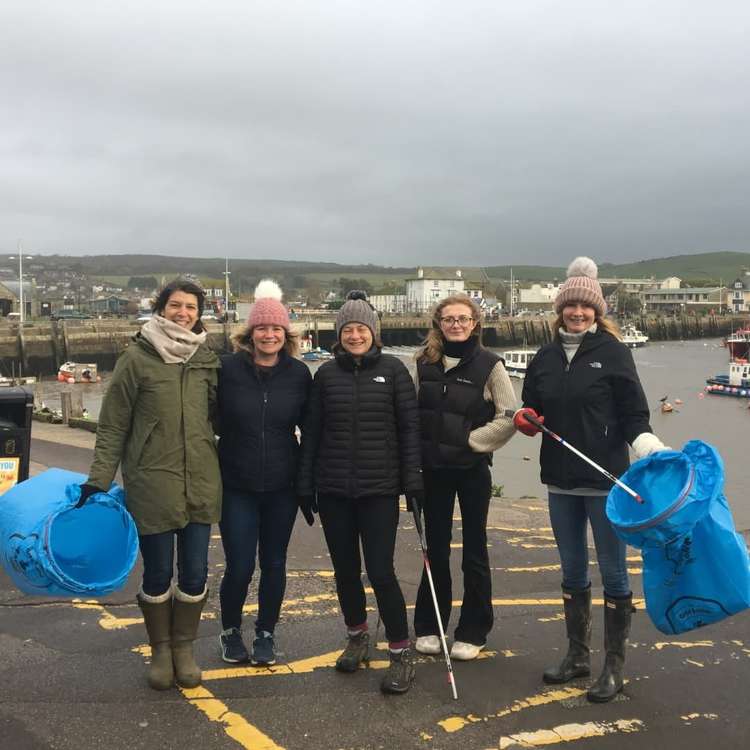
[[0, 387, 33, 496]]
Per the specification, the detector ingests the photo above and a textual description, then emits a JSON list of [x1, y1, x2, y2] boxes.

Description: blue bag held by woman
[[0, 468, 138, 597], [607, 440, 750, 634]]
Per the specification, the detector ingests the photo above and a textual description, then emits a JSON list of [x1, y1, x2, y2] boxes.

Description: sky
[[1, 1, 749, 267]]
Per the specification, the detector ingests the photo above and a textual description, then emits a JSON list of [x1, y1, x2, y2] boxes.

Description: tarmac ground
[[1, 424, 749, 749]]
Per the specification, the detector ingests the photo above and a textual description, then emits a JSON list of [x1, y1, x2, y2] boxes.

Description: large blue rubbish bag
[[607, 440, 750, 634], [0, 468, 138, 597]]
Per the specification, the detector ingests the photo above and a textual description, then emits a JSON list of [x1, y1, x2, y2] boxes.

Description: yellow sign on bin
[[0, 457, 20, 495]]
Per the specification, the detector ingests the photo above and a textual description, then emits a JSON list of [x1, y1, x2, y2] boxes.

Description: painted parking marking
[[181, 685, 284, 750], [498, 718, 645, 748]]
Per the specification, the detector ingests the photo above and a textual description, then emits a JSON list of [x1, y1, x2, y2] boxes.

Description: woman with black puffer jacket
[[297, 291, 423, 695], [216, 280, 311, 669]]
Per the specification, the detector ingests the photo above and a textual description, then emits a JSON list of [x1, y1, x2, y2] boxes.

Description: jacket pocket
[[125, 418, 159, 472]]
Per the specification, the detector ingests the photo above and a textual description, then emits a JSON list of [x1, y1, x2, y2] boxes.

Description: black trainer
[[251, 631, 276, 666], [220, 627, 249, 664], [335, 631, 370, 672], [381, 647, 416, 694]]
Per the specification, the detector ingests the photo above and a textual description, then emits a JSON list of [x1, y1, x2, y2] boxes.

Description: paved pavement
[[1, 424, 749, 749]]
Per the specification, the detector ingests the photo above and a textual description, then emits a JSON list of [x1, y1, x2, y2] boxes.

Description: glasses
[[439, 315, 474, 327]]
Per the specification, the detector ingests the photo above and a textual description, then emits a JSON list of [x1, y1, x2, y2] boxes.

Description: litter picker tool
[[408, 498, 458, 700], [506, 410, 645, 504]]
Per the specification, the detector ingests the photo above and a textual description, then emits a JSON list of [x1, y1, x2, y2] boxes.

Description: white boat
[[621, 324, 649, 348], [57, 362, 100, 383], [503, 349, 536, 378]]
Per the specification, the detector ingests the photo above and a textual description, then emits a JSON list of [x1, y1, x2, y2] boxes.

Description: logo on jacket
[[456, 377, 474, 384], [372, 376, 386, 383], [589, 362, 602, 369]]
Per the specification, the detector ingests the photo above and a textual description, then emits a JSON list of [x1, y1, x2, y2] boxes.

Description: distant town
[[1, 252, 750, 324]]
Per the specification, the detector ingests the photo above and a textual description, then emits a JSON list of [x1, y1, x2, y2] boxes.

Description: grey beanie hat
[[335, 290, 378, 339]]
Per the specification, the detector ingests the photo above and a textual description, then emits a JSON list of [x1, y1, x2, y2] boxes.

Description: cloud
[[2, 0, 749, 265]]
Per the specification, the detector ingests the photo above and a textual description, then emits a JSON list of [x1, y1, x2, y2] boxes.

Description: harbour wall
[[0, 314, 742, 376]]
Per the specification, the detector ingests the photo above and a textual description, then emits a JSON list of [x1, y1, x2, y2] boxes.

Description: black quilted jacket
[[297, 346, 423, 499]]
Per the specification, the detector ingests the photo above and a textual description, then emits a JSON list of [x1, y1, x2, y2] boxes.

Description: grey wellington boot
[[171, 586, 208, 688], [587, 593, 633, 703]]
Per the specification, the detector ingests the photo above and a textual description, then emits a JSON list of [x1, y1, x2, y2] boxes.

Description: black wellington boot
[[587, 593, 633, 703], [543, 585, 592, 684], [335, 631, 370, 673]]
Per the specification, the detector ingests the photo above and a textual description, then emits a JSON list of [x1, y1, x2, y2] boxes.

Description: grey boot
[[587, 593, 633, 703], [543, 585, 592, 684], [380, 647, 416, 695], [137, 588, 174, 691], [172, 586, 208, 688], [335, 631, 370, 673]]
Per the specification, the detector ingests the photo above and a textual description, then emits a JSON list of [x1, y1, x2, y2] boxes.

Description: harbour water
[[33, 337, 750, 531]]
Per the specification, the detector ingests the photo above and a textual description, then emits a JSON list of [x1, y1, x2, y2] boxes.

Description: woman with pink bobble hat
[[215, 279, 312, 666], [516, 256, 668, 703]]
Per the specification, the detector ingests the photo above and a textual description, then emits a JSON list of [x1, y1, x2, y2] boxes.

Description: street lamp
[[9, 242, 33, 323], [222, 257, 231, 321]]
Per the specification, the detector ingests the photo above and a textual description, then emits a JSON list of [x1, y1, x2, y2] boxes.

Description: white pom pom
[[253, 279, 283, 301], [566, 256, 598, 279]]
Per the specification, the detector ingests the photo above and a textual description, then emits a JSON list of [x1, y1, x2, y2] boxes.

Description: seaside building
[[728, 272, 750, 313]]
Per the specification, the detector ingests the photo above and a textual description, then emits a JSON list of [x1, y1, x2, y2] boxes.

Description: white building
[[519, 283, 560, 306], [405, 268, 466, 313]]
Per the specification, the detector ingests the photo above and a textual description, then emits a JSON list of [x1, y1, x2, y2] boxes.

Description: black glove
[[407, 491, 425, 516], [76, 483, 101, 508], [468, 399, 496, 429], [298, 494, 318, 526]]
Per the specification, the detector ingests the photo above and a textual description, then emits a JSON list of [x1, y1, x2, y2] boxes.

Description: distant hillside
[[2, 250, 747, 289]]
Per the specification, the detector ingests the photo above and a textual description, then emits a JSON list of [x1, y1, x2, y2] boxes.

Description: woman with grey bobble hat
[[516, 256, 668, 703], [297, 291, 423, 694]]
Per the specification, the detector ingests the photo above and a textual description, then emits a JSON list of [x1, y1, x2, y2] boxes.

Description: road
[[0, 424, 748, 749]]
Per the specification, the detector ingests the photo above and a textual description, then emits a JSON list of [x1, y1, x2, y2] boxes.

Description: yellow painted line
[[439, 686, 587, 733], [181, 685, 285, 750], [499, 557, 640, 573], [286, 570, 336, 578], [505, 535, 556, 543], [498, 718, 645, 748], [653, 640, 714, 651], [483, 526, 553, 532], [685, 659, 704, 667], [203, 648, 498, 681]]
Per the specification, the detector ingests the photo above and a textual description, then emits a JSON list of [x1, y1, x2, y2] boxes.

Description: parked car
[[51, 310, 92, 321]]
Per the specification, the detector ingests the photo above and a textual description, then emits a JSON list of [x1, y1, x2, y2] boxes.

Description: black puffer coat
[[297, 346, 423, 499], [522, 328, 652, 491], [217, 349, 312, 492]]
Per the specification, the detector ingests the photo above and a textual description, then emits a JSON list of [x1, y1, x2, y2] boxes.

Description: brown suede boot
[[171, 586, 208, 688], [137, 588, 174, 691]]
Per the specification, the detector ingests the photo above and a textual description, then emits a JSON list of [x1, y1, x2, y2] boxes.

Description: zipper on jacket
[[350, 365, 360, 497], [180, 363, 188, 496], [261, 390, 268, 490]]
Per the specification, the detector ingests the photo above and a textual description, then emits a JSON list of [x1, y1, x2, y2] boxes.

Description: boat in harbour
[[57, 362, 100, 384], [705, 359, 750, 398], [723, 326, 750, 360], [621, 324, 649, 348], [503, 348, 536, 378], [302, 347, 333, 362]]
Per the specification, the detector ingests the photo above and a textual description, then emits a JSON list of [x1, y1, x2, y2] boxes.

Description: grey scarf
[[140, 315, 207, 364]]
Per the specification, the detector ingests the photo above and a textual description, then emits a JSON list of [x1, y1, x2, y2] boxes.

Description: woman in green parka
[[79, 279, 221, 691]]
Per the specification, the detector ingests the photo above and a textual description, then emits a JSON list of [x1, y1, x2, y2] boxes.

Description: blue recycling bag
[[607, 440, 750, 634], [0, 468, 138, 597], [607, 440, 750, 635]]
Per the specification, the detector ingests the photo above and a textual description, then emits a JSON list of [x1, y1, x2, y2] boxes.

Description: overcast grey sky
[[1, 1, 749, 266]]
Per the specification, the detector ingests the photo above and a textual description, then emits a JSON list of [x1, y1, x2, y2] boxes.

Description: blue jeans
[[547, 492, 629, 597], [219, 487, 298, 634], [139, 522, 211, 597]]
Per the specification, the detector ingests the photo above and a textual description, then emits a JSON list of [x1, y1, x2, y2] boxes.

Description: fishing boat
[[705, 359, 750, 398], [57, 362, 100, 384], [503, 348, 536, 378], [0, 376, 37, 387], [723, 326, 750, 360], [621, 324, 649, 348]]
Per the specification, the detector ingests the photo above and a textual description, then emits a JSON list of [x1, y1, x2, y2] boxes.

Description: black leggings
[[318, 494, 408, 644], [414, 462, 493, 645]]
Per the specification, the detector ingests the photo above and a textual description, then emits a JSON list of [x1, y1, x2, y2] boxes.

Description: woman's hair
[[552, 309, 622, 340], [418, 295, 484, 364], [232, 327, 301, 358], [151, 279, 206, 333]]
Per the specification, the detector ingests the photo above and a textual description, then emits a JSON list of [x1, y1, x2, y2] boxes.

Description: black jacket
[[417, 346, 499, 469], [296, 346, 423, 499], [521, 329, 652, 491], [217, 349, 312, 492]]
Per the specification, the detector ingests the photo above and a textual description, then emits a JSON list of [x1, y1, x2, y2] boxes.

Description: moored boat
[[723, 326, 750, 360], [503, 348, 536, 378], [57, 362, 100, 384], [705, 359, 750, 398], [621, 324, 649, 348]]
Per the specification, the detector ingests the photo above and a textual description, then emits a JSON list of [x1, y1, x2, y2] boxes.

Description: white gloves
[[631, 432, 670, 460]]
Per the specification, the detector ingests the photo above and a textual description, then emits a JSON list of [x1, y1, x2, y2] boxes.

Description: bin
[[0, 387, 33, 496]]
